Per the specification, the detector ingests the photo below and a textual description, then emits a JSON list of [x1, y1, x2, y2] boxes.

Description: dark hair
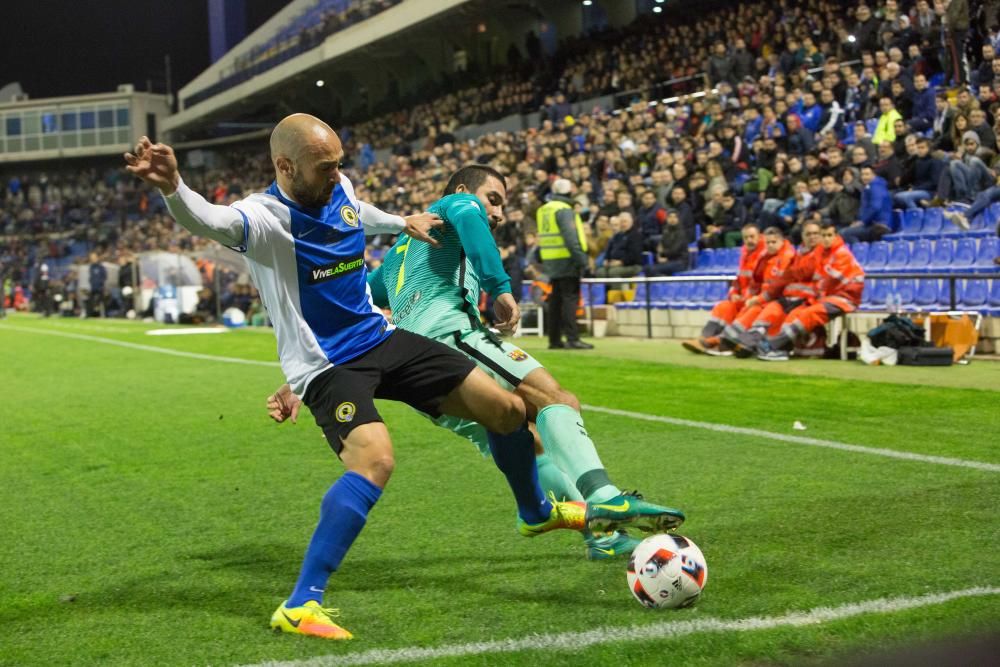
[[741, 222, 761, 232], [443, 165, 507, 196], [820, 221, 839, 231], [763, 226, 785, 237]]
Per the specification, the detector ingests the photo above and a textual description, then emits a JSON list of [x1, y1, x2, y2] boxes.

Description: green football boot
[[585, 531, 642, 560], [586, 491, 685, 533]]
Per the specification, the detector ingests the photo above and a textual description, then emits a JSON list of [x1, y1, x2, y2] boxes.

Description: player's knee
[[493, 393, 527, 434], [367, 451, 395, 483]]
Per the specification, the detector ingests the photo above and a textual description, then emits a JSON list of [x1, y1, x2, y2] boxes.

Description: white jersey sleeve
[[338, 174, 406, 235]]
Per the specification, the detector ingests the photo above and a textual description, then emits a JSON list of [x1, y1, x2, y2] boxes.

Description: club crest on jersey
[[508, 349, 528, 361], [340, 205, 359, 227], [335, 402, 356, 422]]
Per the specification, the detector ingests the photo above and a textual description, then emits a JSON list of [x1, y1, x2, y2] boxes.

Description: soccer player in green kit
[[269, 165, 685, 559]]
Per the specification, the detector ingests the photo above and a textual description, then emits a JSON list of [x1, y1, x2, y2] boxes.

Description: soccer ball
[[626, 534, 707, 609]]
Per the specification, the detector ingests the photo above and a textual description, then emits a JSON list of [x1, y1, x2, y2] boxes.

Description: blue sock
[[488, 423, 553, 524], [287, 471, 382, 607]]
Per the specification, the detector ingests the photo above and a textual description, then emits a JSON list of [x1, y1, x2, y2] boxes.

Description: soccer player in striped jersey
[[126, 115, 607, 641], [269, 165, 686, 560]]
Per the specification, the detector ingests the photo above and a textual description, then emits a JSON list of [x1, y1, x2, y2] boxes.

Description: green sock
[[535, 404, 621, 504], [534, 452, 583, 503]]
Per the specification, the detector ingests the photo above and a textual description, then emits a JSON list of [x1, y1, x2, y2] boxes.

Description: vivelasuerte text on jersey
[[368, 193, 511, 339], [161, 174, 408, 396]]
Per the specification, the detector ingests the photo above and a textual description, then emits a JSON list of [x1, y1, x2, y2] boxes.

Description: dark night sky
[[0, 0, 290, 99]]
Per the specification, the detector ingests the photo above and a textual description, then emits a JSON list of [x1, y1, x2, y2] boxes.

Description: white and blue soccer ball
[[222, 307, 246, 328], [627, 533, 707, 609]]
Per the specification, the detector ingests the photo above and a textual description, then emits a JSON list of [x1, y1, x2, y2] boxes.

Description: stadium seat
[[684, 281, 709, 309], [897, 208, 924, 238], [930, 239, 954, 272], [960, 279, 988, 311], [861, 278, 889, 311], [886, 240, 911, 270], [921, 208, 944, 237], [583, 283, 606, 306], [937, 279, 962, 309], [913, 279, 939, 309], [865, 241, 890, 272], [891, 278, 916, 308], [975, 237, 999, 270], [689, 249, 716, 274], [851, 241, 869, 265], [865, 118, 878, 134], [952, 238, 977, 273], [672, 281, 693, 306], [988, 279, 1000, 315], [649, 282, 672, 304], [909, 239, 933, 272]]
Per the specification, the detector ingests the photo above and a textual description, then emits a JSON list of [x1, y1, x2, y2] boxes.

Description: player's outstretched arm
[[359, 201, 442, 247], [266, 383, 301, 424], [124, 136, 246, 248]]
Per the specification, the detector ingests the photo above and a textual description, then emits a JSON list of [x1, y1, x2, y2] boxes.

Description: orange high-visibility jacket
[[814, 237, 865, 308], [773, 244, 824, 302], [728, 242, 766, 300], [755, 240, 797, 302]]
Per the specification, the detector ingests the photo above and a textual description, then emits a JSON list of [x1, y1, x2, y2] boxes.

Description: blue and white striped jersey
[[164, 174, 405, 395]]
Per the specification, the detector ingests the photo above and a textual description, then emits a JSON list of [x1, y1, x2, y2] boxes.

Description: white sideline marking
[[583, 405, 1000, 474], [0, 324, 278, 368], [238, 586, 1000, 667], [3, 324, 997, 473], [145, 327, 228, 336]]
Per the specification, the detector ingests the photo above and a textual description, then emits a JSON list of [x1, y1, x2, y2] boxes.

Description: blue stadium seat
[[960, 279, 988, 311], [649, 282, 672, 304], [914, 279, 939, 309], [989, 279, 1000, 315], [937, 279, 962, 309], [722, 248, 741, 269], [851, 242, 870, 265], [975, 237, 999, 269], [865, 118, 879, 134], [921, 208, 944, 236], [707, 281, 728, 303], [862, 278, 889, 310], [940, 211, 967, 235], [865, 241, 890, 272], [583, 283, 606, 305], [886, 240, 911, 270], [909, 239, 933, 272], [891, 278, 916, 308], [685, 282, 709, 309], [898, 208, 924, 238], [930, 238, 954, 271], [689, 249, 716, 275], [952, 238, 977, 273], [633, 283, 647, 303], [673, 281, 693, 306]]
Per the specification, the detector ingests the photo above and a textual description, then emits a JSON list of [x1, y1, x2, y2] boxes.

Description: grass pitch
[[1, 314, 998, 666]]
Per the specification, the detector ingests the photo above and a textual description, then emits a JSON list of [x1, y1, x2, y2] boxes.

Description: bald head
[[270, 113, 345, 208]]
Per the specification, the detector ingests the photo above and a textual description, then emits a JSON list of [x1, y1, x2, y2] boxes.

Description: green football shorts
[[429, 328, 542, 455]]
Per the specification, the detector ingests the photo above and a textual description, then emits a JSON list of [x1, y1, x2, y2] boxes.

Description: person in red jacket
[[757, 223, 865, 361], [682, 223, 762, 354], [714, 227, 797, 354]]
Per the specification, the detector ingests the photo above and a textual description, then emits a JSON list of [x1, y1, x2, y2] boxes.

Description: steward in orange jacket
[[718, 229, 797, 350], [682, 224, 763, 354], [759, 224, 865, 358]]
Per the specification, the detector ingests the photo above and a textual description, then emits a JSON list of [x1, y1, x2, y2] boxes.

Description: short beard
[[290, 172, 330, 209]]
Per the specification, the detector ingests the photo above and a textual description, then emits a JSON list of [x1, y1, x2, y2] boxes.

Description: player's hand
[[266, 383, 301, 424], [493, 292, 520, 335], [404, 212, 443, 247], [124, 136, 181, 195]]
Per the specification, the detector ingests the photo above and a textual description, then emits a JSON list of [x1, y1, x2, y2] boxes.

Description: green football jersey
[[369, 193, 511, 339]]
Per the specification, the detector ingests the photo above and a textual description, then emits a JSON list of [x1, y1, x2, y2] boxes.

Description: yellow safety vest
[[536, 200, 588, 261]]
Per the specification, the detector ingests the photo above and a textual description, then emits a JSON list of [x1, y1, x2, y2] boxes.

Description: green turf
[[1, 315, 997, 666]]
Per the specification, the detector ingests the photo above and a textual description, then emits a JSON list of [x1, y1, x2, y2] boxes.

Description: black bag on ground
[[867, 315, 927, 349], [897, 346, 954, 366]]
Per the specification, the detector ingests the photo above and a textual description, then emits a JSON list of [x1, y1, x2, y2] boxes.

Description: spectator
[[873, 96, 903, 145], [87, 252, 107, 318], [645, 209, 690, 276], [595, 212, 643, 278], [814, 173, 860, 229], [841, 164, 892, 243], [636, 190, 667, 251], [909, 73, 937, 132], [894, 137, 944, 208]]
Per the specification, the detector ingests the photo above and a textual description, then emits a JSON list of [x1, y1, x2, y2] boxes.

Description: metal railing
[[581, 272, 999, 339]]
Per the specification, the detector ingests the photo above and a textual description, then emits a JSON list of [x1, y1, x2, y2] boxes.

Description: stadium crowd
[[3, 0, 999, 350]]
